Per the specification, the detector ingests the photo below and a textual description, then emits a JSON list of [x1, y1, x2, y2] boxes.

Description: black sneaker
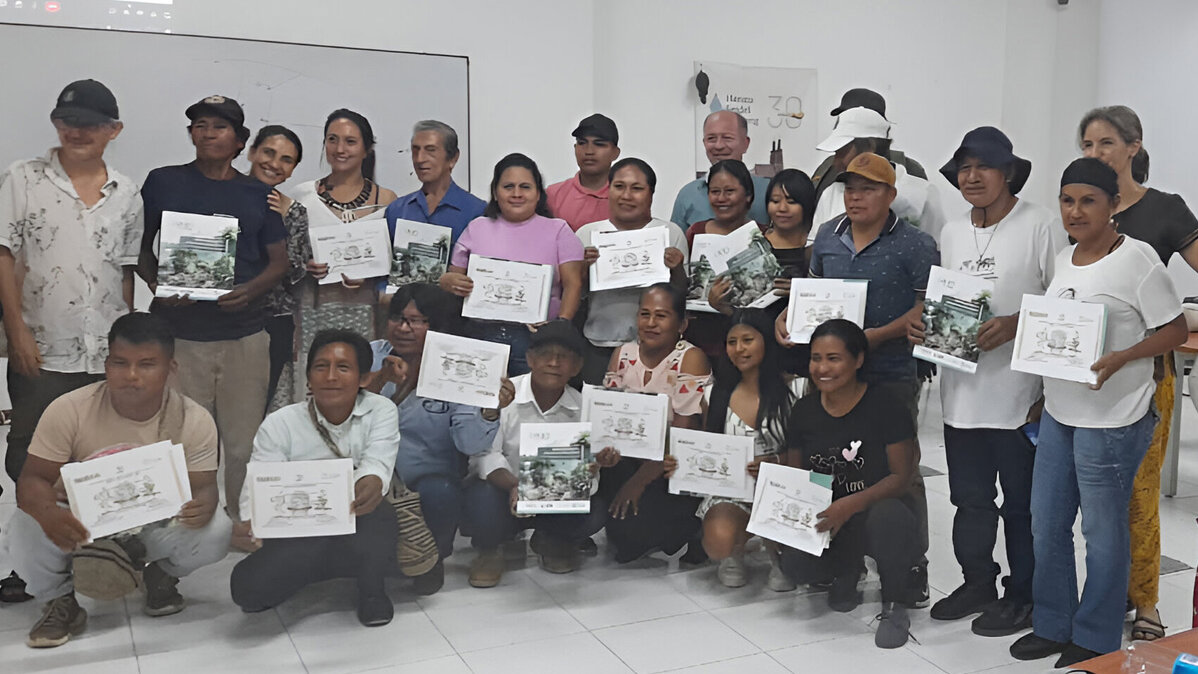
[[827, 573, 862, 613], [142, 561, 184, 617], [1055, 643, 1100, 668], [412, 559, 444, 596], [357, 593, 394, 627], [971, 598, 1032, 637], [1009, 632, 1067, 661], [930, 582, 997, 621], [903, 563, 929, 609]]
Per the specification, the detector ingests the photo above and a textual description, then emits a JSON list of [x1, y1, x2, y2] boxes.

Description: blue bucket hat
[[940, 126, 1032, 195]]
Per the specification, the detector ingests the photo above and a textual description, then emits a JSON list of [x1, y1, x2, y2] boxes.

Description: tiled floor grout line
[[277, 606, 313, 674]]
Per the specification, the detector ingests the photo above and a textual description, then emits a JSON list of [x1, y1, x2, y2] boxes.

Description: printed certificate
[[389, 219, 453, 292], [415, 330, 510, 408], [746, 462, 832, 556], [582, 386, 669, 461], [60, 441, 192, 540], [462, 256, 553, 324], [247, 458, 355, 538], [785, 278, 869, 344], [667, 428, 755, 500], [913, 266, 995, 374], [309, 218, 393, 285], [686, 222, 760, 313], [1011, 293, 1106, 384], [156, 211, 239, 300], [516, 422, 594, 515], [589, 227, 670, 291]]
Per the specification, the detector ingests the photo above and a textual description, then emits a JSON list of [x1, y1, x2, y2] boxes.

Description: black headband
[[1060, 157, 1118, 198]]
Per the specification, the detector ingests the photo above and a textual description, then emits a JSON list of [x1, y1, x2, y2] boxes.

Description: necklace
[[317, 177, 374, 222], [970, 209, 1003, 268]]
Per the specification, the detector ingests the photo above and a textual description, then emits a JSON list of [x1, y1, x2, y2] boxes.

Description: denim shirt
[[370, 340, 498, 485]]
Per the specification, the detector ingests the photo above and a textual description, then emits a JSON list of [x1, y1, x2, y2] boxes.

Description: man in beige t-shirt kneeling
[[4, 312, 230, 648]]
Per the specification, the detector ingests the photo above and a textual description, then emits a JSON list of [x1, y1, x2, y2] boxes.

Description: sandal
[[1131, 613, 1167, 641], [0, 570, 33, 603]]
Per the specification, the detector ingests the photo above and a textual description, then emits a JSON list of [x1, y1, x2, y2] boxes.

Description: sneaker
[[971, 598, 1032, 637], [142, 561, 184, 617], [411, 559, 444, 596], [766, 556, 796, 592], [827, 573, 862, 613], [356, 593, 394, 627], [1055, 642, 1100, 668], [930, 582, 997, 621], [717, 555, 747, 588], [537, 536, 580, 575], [27, 593, 87, 648], [903, 563, 930, 609], [874, 602, 912, 649], [1009, 632, 1067, 661], [468, 548, 504, 588]]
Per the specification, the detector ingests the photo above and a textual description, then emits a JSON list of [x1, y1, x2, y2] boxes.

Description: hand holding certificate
[[155, 211, 239, 300], [746, 463, 832, 556], [309, 219, 393, 284], [686, 223, 760, 313], [247, 459, 355, 538], [667, 428, 755, 500], [416, 331, 510, 407], [589, 228, 670, 291], [1010, 293, 1106, 384], [59, 441, 192, 540], [581, 386, 669, 460], [461, 256, 553, 324], [913, 266, 996, 374], [516, 422, 594, 515]]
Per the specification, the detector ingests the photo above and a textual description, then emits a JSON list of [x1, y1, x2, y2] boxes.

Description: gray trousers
[[3, 506, 232, 600]]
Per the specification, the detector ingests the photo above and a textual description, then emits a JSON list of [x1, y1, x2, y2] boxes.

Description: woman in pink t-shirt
[[440, 153, 584, 374]]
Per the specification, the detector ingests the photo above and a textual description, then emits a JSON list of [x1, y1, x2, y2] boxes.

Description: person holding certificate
[[440, 153, 585, 375], [662, 309, 804, 589], [230, 329, 401, 627], [1009, 159, 1187, 667], [600, 283, 712, 563], [576, 157, 689, 384], [779, 319, 920, 649], [8, 313, 230, 648]]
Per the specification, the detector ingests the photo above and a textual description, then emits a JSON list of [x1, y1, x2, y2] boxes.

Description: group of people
[[0, 77, 1191, 667]]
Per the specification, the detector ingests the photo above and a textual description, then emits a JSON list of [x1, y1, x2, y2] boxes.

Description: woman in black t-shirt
[[778, 319, 920, 649], [1078, 105, 1198, 641]]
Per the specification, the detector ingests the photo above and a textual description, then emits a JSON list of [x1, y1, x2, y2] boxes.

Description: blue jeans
[[1030, 409, 1154, 653], [409, 475, 463, 559], [466, 320, 531, 377], [944, 425, 1035, 602], [461, 479, 608, 549]]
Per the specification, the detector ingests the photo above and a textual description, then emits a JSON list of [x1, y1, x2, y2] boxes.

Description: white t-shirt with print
[[938, 199, 1065, 429], [1043, 236, 1181, 428]]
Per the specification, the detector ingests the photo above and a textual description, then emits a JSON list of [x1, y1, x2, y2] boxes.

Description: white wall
[[1097, 0, 1198, 296]]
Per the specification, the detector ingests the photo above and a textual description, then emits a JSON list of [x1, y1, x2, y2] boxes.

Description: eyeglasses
[[388, 315, 430, 329]]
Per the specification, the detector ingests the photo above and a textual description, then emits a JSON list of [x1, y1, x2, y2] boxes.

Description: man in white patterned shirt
[[0, 79, 142, 485]]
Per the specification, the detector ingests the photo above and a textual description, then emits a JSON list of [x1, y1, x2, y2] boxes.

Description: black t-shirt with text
[[787, 385, 914, 501]]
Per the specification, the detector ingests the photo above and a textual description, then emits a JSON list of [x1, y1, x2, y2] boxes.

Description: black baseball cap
[[50, 79, 119, 126], [829, 88, 887, 118], [571, 113, 619, 145], [185, 95, 250, 142], [529, 319, 586, 357]]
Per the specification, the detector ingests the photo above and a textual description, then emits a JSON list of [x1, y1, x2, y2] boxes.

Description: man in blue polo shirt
[[804, 152, 939, 608], [669, 110, 770, 229], [137, 95, 288, 550], [384, 120, 483, 244]]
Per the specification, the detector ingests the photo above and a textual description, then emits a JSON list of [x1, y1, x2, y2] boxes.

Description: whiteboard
[[0, 23, 471, 193]]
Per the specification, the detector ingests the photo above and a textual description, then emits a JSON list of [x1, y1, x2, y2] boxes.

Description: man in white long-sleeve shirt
[[229, 329, 400, 627]]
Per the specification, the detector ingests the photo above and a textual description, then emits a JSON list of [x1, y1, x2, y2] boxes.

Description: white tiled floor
[[3, 378, 1198, 673]]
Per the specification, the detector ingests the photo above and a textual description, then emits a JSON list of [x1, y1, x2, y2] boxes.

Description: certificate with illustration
[[1010, 293, 1106, 384], [247, 458, 355, 539], [389, 219, 453, 292], [686, 222, 760, 313], [746, 463, 832, 557], [309, 218, 393, 285], [785, 278, 869, 343], [462, 256, 553, 324], [667, 428, 755, 500], [581, 386, 669, 461], [516, 422, 594, 515], [60, 441, 192, 540], [913, 266, 995, 374], [590, 227, 670, 291], [156, 211, 239, 300], [415, 330, 510, 408]]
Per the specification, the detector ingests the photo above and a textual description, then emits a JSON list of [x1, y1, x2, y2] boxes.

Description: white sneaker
[[767, 556, 796, 592], [717, 555, 747, 588]]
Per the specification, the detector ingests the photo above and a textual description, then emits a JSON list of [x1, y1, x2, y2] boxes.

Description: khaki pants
[[173, 331, 269, 521]]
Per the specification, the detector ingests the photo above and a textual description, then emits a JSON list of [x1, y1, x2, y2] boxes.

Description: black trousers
[[5, 369, 103, 482], [264, 314, 294, 410], [230, 500, 398, 611], [779, 496, 920, 603], [599, 459, 701, 563]]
